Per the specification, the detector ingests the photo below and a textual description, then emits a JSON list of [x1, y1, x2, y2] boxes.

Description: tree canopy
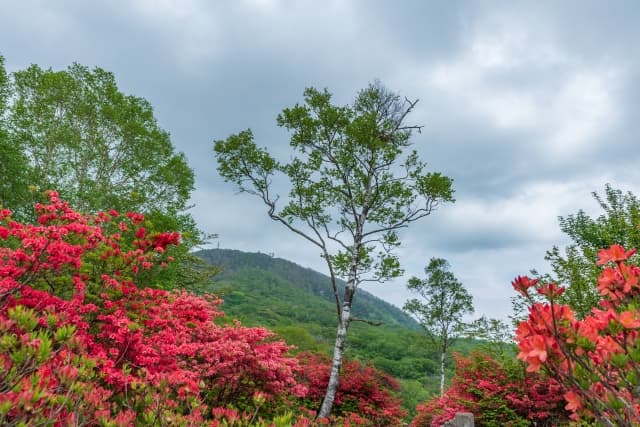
[[7, 62, 194, 220], [0, 56, 210, 291], [545, 184, 640, 317], [0, 57, 31, 215], [404, 258, 474, 396]]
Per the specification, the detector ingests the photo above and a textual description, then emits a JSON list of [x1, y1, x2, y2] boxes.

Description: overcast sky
[[2, 0, 639, 320]]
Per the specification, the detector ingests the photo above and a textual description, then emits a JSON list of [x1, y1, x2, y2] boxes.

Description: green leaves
[[8, 306, 38, 332], [546, 185, 640, 318], [576, 335, 596, 351], [6, 61, 195, 221], [0, 56, 32, 216], [403, 258, 474, 362], [214, 129, 279, 194], [54, 325, 76, 343], [0, 56, 207, 291], [214, 82, 454, 287], [416, 172, 455, 202], [214, 82, 454, 417]]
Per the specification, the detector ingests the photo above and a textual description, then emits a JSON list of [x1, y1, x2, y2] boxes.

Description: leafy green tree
[[9, 63, 194, 219], [545, 185, 640, 318], [465, 315, 515, 361], [0, 55, 32, 215], [214, 82, 454, 417], [3, 58, 212, 291], [403, 258, 473, 396]]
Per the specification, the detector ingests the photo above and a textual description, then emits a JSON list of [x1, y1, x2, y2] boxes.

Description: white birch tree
[[214, 82, 454, 417], [403, 257, 473, 396]]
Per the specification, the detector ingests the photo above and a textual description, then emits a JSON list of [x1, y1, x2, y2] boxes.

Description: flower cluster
[[410, 352, 568, 426], [0, 192, 412, 426], [515, 244, 640, 424], [296, 352, 407, 426], [0, 193, 302, 425]]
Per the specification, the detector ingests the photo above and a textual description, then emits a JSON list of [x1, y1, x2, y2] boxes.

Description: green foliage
[[404, 258, 474, 349], [0, 56, 212, 291], [465, 315, 516, 360], [200, 248, 419, 329], [405, 259, 473, 331], [546, 185, 640, 317], [9, 62, 194, 218], [0, 56, 7, 110], [0, 56, 32, 216], [404, 258, 474, 395], [200, 248, 484, 416], [397, 379, 433, 418]]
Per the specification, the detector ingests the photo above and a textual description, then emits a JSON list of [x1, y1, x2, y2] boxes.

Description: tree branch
[[350, 317, 384, 327]]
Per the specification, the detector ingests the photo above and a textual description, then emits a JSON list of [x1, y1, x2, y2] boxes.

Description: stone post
[[442, 412, 474, 427]]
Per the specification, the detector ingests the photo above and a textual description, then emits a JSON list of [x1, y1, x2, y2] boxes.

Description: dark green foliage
[[0, 56, 32, 215], [398, 379, 434, 418], [546, 185, 640, 317], [200, 248, 419, 329]]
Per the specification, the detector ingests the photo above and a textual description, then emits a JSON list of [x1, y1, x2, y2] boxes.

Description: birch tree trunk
[[440, 350, 446, 396], [318, 294, 352, 418], [318, 246, 359, 418]]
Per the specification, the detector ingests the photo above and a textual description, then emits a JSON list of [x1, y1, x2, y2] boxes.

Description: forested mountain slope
[[197, 248, 418, 330], [196, 248, 480, 409]]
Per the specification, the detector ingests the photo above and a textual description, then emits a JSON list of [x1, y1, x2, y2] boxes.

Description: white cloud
[[548, 70, 619, 154], [419, 11, 624, 160], [362, 177, 620, 320]]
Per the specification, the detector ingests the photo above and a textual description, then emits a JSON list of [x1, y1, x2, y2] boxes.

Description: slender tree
[[403, 257, 473, 396], [214, 82, 454, 417]]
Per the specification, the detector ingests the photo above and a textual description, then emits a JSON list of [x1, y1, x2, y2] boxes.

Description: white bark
[[318, 245, 360, 418], [318, 301, 352, 418], [440, 350, 446, 396]]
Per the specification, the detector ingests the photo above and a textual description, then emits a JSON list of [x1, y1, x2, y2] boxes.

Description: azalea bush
[[0, 192, 416, 426], [0, 193, 303, 425], [514, 244, 640, 425], [295, 352, 406, 426], [410, 351, 568, 426]]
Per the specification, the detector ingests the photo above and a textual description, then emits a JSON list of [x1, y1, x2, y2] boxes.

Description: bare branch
[[362, 200, 440, 238], [322, 221, 350, 252], [308, 213, 342, 322], [350, 317, 384, 327]]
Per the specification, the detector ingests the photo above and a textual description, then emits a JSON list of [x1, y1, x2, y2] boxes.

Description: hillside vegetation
[[198, 248, 480, 410], [199, 248, 418, 329]]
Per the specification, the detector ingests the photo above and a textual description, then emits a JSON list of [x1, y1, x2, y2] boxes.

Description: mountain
[[195, 248, 480, 411], [197, 248, 419, 330]]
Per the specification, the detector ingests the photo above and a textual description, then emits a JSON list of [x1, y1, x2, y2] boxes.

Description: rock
[[442, 412, 474, 427]]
